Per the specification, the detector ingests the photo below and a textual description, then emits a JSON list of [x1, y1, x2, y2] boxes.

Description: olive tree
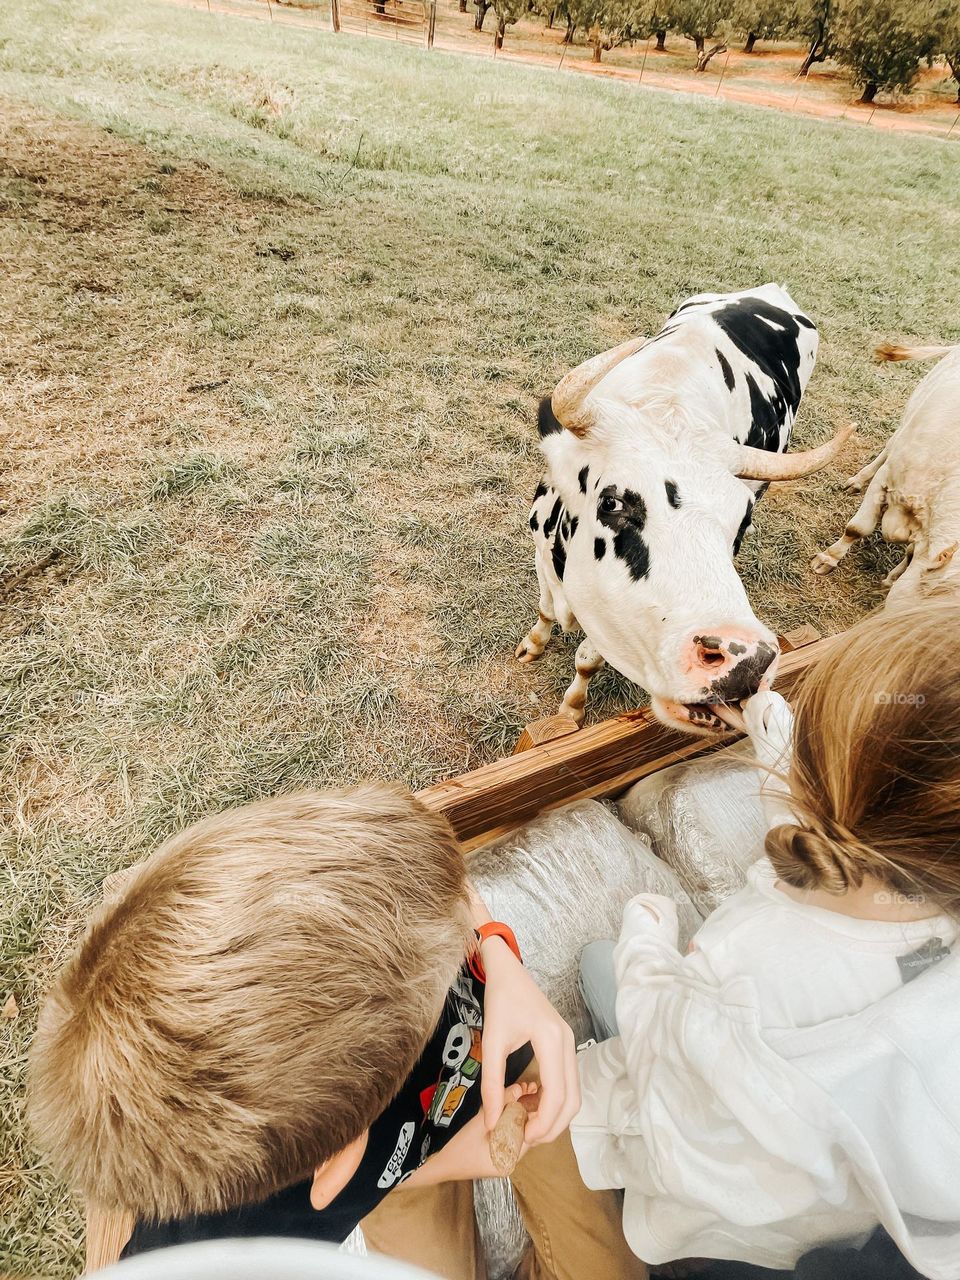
[[629, 0, 673, 46], [474, 0, 494, 30], [796, 0, 832, 74], [530, 0, 578, 38], [664, 0, 732, 68], [489, 0, 529, 45], [944, 10, 960, 101], [557, 0, 644, 60], [734, 0, 801, 50], [832, 0, 952, 102]]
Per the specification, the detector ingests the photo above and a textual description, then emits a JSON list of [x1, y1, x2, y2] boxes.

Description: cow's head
[[540, 337, 851, 733]]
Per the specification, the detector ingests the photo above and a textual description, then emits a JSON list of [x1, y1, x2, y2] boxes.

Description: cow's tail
[[875, 341, 959, 363]]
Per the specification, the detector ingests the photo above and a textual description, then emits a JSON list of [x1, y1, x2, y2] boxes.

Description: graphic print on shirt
[[377, 1120, 415, 1189], [424, 970, 485, 1131], [427, 1023, 483, 1129]]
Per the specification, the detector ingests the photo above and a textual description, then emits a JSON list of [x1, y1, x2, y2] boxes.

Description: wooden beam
[[779, 622, 821, 652], [512, 712, 580, 754], [418, 633, 832, 852], [85, 1204, 133, 1274]]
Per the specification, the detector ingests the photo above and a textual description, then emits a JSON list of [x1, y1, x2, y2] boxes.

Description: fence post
[[637, 33, 651, 83], [426, 0, 436, 47], [331, 0, 341, 32], [714, 45, 731, 96]]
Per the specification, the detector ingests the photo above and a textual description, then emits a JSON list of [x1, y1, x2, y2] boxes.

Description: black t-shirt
[[124, 964, 531, 1256]]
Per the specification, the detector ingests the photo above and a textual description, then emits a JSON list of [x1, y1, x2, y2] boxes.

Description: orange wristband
[[469, 921, 522, 983]]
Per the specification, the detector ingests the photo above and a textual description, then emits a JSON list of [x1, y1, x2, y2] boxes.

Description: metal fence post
[[714, 45, 731, 96], [637, 33, 651, 83], [426, 0, 436, 48], [331, 0, 341, 32]]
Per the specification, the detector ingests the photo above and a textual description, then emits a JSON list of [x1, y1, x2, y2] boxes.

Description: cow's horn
[[551, 336, 648, 438], [733, 423, 854, 482]]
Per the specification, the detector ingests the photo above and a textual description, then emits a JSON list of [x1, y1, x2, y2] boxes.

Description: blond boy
[[29, 785, 644, 1280]]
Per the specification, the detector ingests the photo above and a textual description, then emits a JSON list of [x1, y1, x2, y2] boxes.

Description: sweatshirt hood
[[772, 951, 960, 1268]]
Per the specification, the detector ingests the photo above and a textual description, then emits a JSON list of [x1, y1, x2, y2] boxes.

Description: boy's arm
[[467, 881, 579, 1146]]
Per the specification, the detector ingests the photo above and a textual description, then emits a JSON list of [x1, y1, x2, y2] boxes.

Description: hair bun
[[766, 820, 865, 895]]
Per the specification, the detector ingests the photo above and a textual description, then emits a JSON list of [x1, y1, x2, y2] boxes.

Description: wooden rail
[[419, 626, 829, 852]]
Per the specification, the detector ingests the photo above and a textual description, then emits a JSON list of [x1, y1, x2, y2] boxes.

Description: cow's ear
[[539, 427, 585, 505], [927, 542, 959, 573], [537, 396, 563, 439]]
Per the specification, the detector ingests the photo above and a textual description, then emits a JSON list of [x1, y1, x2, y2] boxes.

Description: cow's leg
[[844, 445, 889, 493], [559, 639, 605, 726], [516, 565, 556, 664], [882, 547, 912, 588], [811, 469, 888, 575]]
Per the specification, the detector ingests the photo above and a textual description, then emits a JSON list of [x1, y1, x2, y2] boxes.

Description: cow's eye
[[599, 494, 623, 515]]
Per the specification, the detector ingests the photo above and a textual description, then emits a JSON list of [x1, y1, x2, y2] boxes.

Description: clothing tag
[[896, 937, 951, 984]]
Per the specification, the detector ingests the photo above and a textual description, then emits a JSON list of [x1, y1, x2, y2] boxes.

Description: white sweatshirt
[[572, 696, 960, 1277]]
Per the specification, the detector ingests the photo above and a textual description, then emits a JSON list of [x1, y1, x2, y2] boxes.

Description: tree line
[[460, 0, 960, 104]]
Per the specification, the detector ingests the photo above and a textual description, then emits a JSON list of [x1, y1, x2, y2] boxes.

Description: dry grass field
[[1, 0, 959, 1272]]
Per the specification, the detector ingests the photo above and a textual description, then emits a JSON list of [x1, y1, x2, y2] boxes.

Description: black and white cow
[[517, 284, 850, 733]]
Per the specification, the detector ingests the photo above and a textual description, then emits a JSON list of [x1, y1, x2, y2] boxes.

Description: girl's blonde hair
[[767, 601, 960, 916]]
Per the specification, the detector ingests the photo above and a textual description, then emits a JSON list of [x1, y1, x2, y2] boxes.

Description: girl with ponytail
[[572, 602, 960, 1279], [761, 602, 960, 918]]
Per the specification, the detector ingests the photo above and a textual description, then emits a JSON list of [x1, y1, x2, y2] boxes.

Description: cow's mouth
[[654, 696, 739, 736]]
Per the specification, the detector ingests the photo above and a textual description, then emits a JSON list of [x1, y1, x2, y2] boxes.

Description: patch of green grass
[[1, 1, 959, 1273], [148, 452, 243, 499], [5, 498, 163, 575]]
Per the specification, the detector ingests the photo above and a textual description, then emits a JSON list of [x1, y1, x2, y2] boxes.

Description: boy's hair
[[28, 785, 471, 1220], [766, 601, 960, 916]]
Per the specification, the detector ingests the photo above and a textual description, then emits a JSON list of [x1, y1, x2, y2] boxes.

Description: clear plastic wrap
[[341, 1228, 366, 1257], [617, 741, 769, 914], [352, 783, 752, 1278], [469, 799, 703, 1278], [470, 798, 704, 1046]]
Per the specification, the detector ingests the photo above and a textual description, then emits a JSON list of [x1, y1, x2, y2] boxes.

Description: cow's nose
[[693, 634, 778, 702], [694, 637, 728, 670]]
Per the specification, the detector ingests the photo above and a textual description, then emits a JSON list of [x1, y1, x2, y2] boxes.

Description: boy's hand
[[479, 937, 579, 1146], [405, 1082, 540, 1186]]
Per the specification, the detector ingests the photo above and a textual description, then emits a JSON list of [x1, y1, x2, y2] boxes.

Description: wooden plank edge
[[418, 633, 834, 851], [85, 1203, 133, 1274]]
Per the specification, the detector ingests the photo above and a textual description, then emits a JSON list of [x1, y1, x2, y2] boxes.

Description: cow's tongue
[[659, 696, 739, 735], [683, 701, 726, 729]]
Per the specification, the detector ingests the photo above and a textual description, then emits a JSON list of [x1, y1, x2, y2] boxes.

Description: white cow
[[812, 342, 960, 607], [517, 284, 850, 733]]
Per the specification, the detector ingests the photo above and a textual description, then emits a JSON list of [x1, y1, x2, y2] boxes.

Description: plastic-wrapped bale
[[340, 1228, 366, 1258], [469, 799, 703, 1280], [617, 741, 769, 916], [469, 798, 704, 1046]]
